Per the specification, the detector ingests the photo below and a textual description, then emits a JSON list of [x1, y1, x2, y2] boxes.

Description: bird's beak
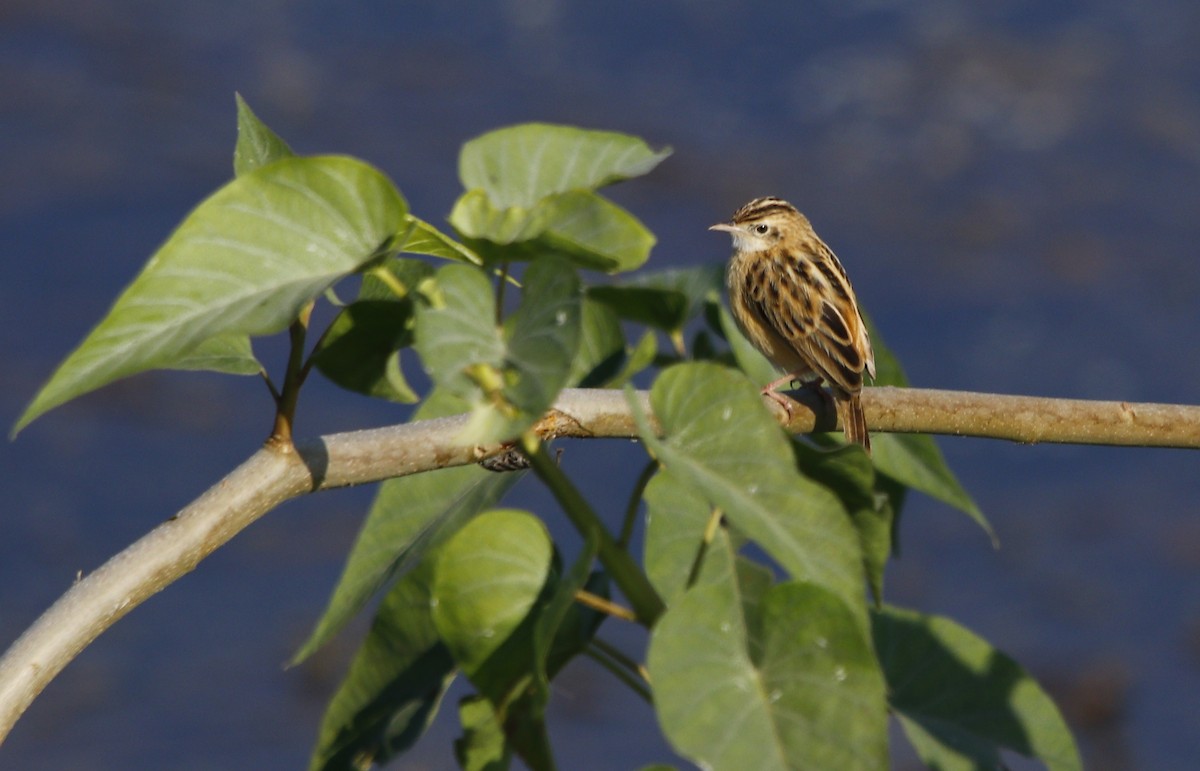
[[708, 223, 737, 233]]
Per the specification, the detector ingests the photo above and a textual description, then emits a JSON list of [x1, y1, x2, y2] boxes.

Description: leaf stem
[[268, 301, 313, 448], [296, 313, 337, 387], [574, 589, 637, 622], [520, 434, 664, 626], [585, 638, 652, 703], [259, 371, 282, 403], [368, 264, 410, 299], [668, 329, 686, 357], [685, 506, 724, 590], [495, 262, 510, 325], [618, 459, 658, 549]]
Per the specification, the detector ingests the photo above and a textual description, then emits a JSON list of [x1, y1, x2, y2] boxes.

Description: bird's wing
[[747, 252, 870, 396]]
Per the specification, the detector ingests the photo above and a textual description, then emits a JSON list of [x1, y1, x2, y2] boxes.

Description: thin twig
[[268, 303, 314, 447], [296, 315, 337, 388], [583, 640, 652, 703], [574, 590, 637, 623], [259, 371, 283, 404], [618, 459, 658, 549]]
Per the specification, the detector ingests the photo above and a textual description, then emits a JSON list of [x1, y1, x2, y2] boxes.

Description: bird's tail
[[839, 394, 871, 454]]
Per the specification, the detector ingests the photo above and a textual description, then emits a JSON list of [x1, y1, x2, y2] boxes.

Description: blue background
[[2, 1, 1198, 768]]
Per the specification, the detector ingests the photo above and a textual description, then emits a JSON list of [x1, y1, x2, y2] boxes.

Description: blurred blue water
[[2, 2, 1199, 769]]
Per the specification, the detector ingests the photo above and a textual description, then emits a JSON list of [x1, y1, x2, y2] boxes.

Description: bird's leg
[[760, 373, 807, 416], [759, 386, 796, 416], [760, 374, 836, 422], [763, 373, 801, 393]]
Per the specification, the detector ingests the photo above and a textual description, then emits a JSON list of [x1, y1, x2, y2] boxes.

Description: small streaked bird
[[711, 197, 876, 452]]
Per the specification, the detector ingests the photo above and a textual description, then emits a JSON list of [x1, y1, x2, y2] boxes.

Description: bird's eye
[[754, 223, 770, 235]]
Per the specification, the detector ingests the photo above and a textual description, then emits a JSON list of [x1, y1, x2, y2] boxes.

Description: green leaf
[[449, 123, 666, 273], [477, 537, 606, 770], [413, 263, 505, 396], [307, 561, 455, 771], [450, 190, 655, 273], [627, 263, 726, 329], [644, 468, 775, 631], [15, 155, 407, 435], [690, 329, 728, 363], [359, 256, 432, 301], [167, 332, 261, 375], [312, 258, 433, 403], [531, 531, 600, 700], [588, 285, 689, 332], [605, 330, 657, 388], [534, 190, 656, 272], [874, 606, 1081, 771], [642, 469, 721, 604], [649, 580, 888, 771], [458, 123, 671, 208], [858, 313, 994, 541], [416, 258, 581, 445], [450, 190, 552, 246], [791, 441, 891, 604], [570, 297, 625, 388], [442, 520, 604, 771], [202, 93, 294, 376], [434, 508, 606, 771], [586, 260, 724, 332], [872, 434, 994, 544], [233, 93, 294, 176], [496, 258, 581, 429], [292, 389, 521, 664], [454, 695, 511, 771], [400, 214, 483, 265], [717, 303, 779, 388], [628, 363, 866, 628], [431, 509, 553, 680], [312, 301, 419, 402]]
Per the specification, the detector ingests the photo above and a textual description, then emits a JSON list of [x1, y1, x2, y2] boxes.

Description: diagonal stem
[[520, 434, 664, 626]]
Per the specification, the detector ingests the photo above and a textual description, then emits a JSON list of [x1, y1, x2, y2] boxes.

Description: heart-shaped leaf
[[649, 579, 888, 771], [16, 155, 407, 434], [451, 189, 656, 272], [459, 123, 670, 208], [628, 363, 866, 628], [431, 509, 553, 678], [874, 606, 1081, 771]]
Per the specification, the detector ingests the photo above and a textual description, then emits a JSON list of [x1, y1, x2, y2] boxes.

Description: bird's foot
[[760, 385, 796, 417]]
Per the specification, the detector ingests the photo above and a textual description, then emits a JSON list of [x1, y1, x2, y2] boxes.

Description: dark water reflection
[[2, 2, 1198, 768]]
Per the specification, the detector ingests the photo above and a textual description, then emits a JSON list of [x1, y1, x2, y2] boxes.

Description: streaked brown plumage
[[711, 197, 876, 451]]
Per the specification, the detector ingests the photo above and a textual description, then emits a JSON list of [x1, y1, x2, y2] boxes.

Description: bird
[[710, 196, 876, 452]]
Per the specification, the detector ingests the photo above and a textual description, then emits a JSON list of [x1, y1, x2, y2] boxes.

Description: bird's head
[[709, 196, 810, 250]]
